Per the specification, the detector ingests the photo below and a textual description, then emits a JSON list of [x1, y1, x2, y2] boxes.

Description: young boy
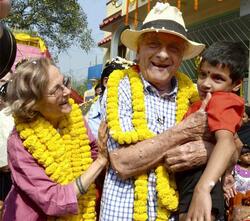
[[176, 41, 248, 220]]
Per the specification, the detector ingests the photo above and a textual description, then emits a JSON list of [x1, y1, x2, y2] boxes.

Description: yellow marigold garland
[[15, 98, 96, 221], [107, 67, 199, 220]]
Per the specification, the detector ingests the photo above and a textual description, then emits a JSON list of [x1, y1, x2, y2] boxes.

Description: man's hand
[[164, 93, 213, 172], [164, 140, 213, 172], [173, 92, 212, 142], [109, 93, 212, 178], [199, 92, 211, 111]]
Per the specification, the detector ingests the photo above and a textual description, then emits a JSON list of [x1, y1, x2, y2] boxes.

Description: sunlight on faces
[[35, 65, 72, 125], [197, 61, 241, 100], [136, 32, 186, 92]]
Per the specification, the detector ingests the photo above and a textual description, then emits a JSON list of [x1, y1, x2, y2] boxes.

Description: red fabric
[[185, 92, 244, 134], [70, 89, 84, 104]]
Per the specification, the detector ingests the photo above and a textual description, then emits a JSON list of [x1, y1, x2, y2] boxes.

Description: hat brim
[[0, 24, 17, 79], [121, 28, 205, 60]]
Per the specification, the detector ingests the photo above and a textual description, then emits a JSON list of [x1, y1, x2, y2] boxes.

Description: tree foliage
[[72, 78, 88, 96], [4, 0, 94, 55]]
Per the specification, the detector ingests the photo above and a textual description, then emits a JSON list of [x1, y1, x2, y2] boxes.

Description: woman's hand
[[97, 120, 108, 160], [74, 121, 109, 197]]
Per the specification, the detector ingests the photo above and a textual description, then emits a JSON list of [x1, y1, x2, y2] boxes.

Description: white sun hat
[[121, 2, 205, 60]]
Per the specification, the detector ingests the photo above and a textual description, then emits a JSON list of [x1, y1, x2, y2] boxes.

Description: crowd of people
[[0, 1, 250, 221]]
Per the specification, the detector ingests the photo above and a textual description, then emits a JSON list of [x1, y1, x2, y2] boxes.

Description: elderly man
[[100, 2, 211, 220]]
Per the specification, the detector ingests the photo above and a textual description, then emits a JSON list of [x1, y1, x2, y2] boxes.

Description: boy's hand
[[186, 189, 212, 221]]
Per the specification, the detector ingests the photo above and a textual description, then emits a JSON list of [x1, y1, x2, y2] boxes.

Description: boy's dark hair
[[200, 41, 248, 82]]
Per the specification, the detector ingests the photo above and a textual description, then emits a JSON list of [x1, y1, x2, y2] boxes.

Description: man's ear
[[232, 80, 242, 92]]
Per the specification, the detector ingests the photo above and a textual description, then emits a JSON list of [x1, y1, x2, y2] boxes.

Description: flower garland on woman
[[106, 66, 199, 220], [2, 58, 107, 221]]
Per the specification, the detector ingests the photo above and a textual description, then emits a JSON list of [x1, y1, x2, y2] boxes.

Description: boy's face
[[197, 61, 241, 99]]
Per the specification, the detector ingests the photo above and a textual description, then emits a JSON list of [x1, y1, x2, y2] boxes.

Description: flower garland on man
[[100, 2, 212, 221], [2, 58, 108, 221]]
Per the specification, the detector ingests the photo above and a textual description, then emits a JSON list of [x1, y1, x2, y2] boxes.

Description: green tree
[[4, 0, 94, 55], [72, 78, 88, 96]]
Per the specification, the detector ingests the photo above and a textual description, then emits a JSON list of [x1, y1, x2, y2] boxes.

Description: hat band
[[142, 20, 187, 37]]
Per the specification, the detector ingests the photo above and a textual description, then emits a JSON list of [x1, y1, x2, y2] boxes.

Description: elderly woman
[[2, 58, 107, 221]]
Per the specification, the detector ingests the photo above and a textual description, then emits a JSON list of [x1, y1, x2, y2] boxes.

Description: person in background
[[232, 144, 250, 194], [0, 2, 16, 218], [223, 105, 250, 203], [94, 82, 102, 97], [0, 71, 14, 220], [176, 41, 247, 221], [87, 56, 134, 139], [2, 58, 108, 221]]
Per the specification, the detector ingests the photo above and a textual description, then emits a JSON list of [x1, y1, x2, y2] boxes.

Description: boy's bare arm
[[194, 130, 236, 190], [232, 134, 243, 164], [187, 130, 236, 220]]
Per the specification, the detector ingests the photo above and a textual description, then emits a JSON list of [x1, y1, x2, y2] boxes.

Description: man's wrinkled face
[[137, 32, 186, 92]]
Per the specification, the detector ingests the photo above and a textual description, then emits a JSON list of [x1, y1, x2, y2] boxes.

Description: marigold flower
[[106, 69, 198, 220], [14, 98, 96, 221]]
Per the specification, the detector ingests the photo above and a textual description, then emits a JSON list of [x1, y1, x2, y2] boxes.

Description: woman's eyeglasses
[[47, 76, 72, 97]]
